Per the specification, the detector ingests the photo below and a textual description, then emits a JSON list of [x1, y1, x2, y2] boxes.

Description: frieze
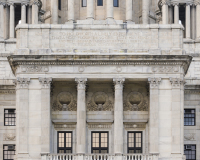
[[21, 66, 49, 72], [3, 133, 16, 141], [124, 123, 146, 129], [152, 66, 179, 73], [184, 90, 200, 94], [88, 124, 112, 128], [54, 124, 76, 129], [0, 90, 15, 94]]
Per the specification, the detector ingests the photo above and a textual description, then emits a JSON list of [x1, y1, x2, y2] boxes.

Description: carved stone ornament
[[3, 133, 16, 141], [87, 92, 113, 111], [22, 65, 49, 72], [39, 77, 52, 88], [170, 78, 185, 88], [152, 66, 179, 73], [88, 124, 111, 128], [54, 124, 76, 129], [13, 77, 30, 89], [30, 0, 42, 7], [113, 78, 125, 90], [75, 78, 87, 90], [124, 92, 148, 111], [148, 78, 161, 88], [184, 133, 195, 141], [160, 0, 169, 6], [124, 123, 146, 129], [52, 92, 77, 111]]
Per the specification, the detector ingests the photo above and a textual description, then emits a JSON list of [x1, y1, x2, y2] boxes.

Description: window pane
[[128, 132, 142, 154], [113, 0, 118, 7], [82, 0, 87, 7], [58, 132, 72, 153], [97, 0, 103, 6], [92, 132, 108, 153]]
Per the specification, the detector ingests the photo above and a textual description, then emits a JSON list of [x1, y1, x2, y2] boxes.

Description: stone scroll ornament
[[123, 92, 148, 111], [52, 92, 77, 111], [87, 92, 113, 111]]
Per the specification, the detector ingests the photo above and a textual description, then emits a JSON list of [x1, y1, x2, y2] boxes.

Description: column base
[[126, 20, 135, 24], [195, 38, 200, 42], [66, 20, 74, 24], [183, 38, 195, 43]]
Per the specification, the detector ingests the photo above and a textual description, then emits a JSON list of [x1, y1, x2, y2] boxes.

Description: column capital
[[194, 0, 200, 5], [172, 2, 179, 6], [0, 2, 6, 6], [148, 77, 161, 89], [21, 2, 29, 6], [185, 3, 193, 6], [7, 2, 15, 6], [39, 77, 52, 89], [75, 78, 87, 90], [13, 77, 30, 89], [113, 78, 125, 90], [160, 0, 169, 6], [30, 0, 42, 7], [170, 77, 185, 88]]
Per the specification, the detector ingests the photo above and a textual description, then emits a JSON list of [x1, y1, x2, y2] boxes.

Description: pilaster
[[87, 0, 94, 19], [173, 3, 179, 24], [142, 0, 149, 24], [68, 0, 74, 22], [21, 3, 28, 24], [161, 0, 169, 24], [126, 0, 133, 22], [107, 0, 114, 19], [9, 3, 15, 39], [51, 0, 58, 24], [185, 3, 192, 39]]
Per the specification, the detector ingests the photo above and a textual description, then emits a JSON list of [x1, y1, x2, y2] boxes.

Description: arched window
[[97, 0, 103, 6], [113, 0, 119, 7], [82, 0, 87, 7]]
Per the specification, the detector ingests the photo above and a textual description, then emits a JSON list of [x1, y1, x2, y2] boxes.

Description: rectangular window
[[3, 145, 15, 160], [97, 0, 103, 6], [4, 109, 16, 126], [128, 132, 142, 153], [184, 145, 196, 160], [58, 0, 61, 10], [92, 132, 108, 153], [184, 109, 195, 126], [57, 132, 72, 153], [82, 0, 87, 7], [113, 0, 119, 7]]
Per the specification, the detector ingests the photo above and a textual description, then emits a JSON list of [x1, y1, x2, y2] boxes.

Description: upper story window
[[82, 0, 87, 7], [92, 132, 108, 153], [3, 145, 15, 160], [58, 0, 61, 10], [113, 0, 119, 7], [97, 0, 103, 6], [128, 132, 142, 153], [184, 109, 195, 126], [57, 132, 72, 153], [4, 109, 16, 126], [184, 145, 196, 160]]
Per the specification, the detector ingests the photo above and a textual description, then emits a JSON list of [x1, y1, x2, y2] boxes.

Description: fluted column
[[162, 0, 168, 24], [174, 3, 179, 24], [142, 0, 149, 24], [68, 0, 74, 22], [9, 3, 15, 39], [75, 78, 87, 154], [196, 1, 200, 39], [51, 0, 58, 24], [126, 0, 132, 22], [107, 0, 114, 19], [87, 0, 94, 19], [21, 4, 27, 24], [113, 78, 125, 156], [32, 3, 38, 24], [186, 3, 191, 39], [0, 3, 5, 39]]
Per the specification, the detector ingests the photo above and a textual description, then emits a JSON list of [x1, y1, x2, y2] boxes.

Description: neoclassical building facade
[[0, 0, 200, 160]]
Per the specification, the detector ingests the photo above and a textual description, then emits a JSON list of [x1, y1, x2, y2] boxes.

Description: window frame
[[97, 0, 103, 6], [57, 131, 73, 153], [3, 145, 16, 160], [184, 109, 196, 126], [184, 144, 196, 160], [91, 131, 109, 153], [4, 109, 16, 126], [127, 131, 143, 154], [82, 0, 87, 7], [113, 0, 119, 7]]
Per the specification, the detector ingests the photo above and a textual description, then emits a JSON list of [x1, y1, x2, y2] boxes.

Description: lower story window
[[92, 132, 108, 153], [3, 145, 15, 160], [128, 132, 142, 153], [184, 145, 196, 160], [57, 132, 72, 153]]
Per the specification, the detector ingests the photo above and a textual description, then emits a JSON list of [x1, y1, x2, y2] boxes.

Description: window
[[128, 132, 142, 153], [58, 0, 61, 10], [82, 0, 87, 7], [3, 145, 15, 160], [113, 0, 119, 7], [184, 145, 196, 160], [184, 109, 195, 126], [57, 132, 72, 153], [4, 109, 16, 126], [97, 0, 103, 6], [92, 132, 108, 153]]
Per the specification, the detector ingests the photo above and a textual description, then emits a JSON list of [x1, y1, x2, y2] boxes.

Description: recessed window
[[3, 145, 15, 160], [57, 132, 72, 153], [113, 0, 119, 7], [4, 109, 16, 126], [82, 0, 87, 7], [184, 109, 195, 126], [58, 0, 61, 10], [128, 132, 142, 153], [92, 132, 108, 153], [184, 145, 196, 160], [97, 0, 103, 6]]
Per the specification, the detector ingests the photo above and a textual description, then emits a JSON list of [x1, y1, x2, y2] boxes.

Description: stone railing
[[41, 154, 159, 160]]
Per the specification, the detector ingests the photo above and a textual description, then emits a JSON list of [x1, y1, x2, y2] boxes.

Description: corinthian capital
[[13, 77, 30, 89], [148, 78, 161, 89], [30, 0, 42, 7], [39, 77, 52, 89], [75, 78, 87, 90], [113, 78, 125, 90], [170, 78, 185, 88], [195, 0, 200, 5], [160, 0, 169, 6]]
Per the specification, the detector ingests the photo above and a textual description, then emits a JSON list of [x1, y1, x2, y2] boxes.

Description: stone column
[[148, 78, 161, 154], [142, 0, 149, 24], [51, 0, 58, 24], [14, 78, 30, 159], [39, 78, 52, 154], [170, 78, 184, 155], [87, 0, 94, 19], [9, 3, 15, 39], [0, 3, 5, 39], [32, 3, 39, 24], [27, 6, 32, 24], [168, 5, 173, 24], [113, 78, 125, 156], [196, 1, 200, 40], [174, 3, 179, 24], [107, 0, 114, 19], [162, 0, 168, 24], [126, 0, 132, 22], [191, 5, 196, 39], [185, 3, 191, 39], [68, 0, 74, 22], [21, 3, 27, 24], [75, 78, 87, 154]]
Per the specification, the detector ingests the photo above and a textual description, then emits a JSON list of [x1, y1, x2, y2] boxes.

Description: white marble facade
[[0, 0, 200, 160]]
